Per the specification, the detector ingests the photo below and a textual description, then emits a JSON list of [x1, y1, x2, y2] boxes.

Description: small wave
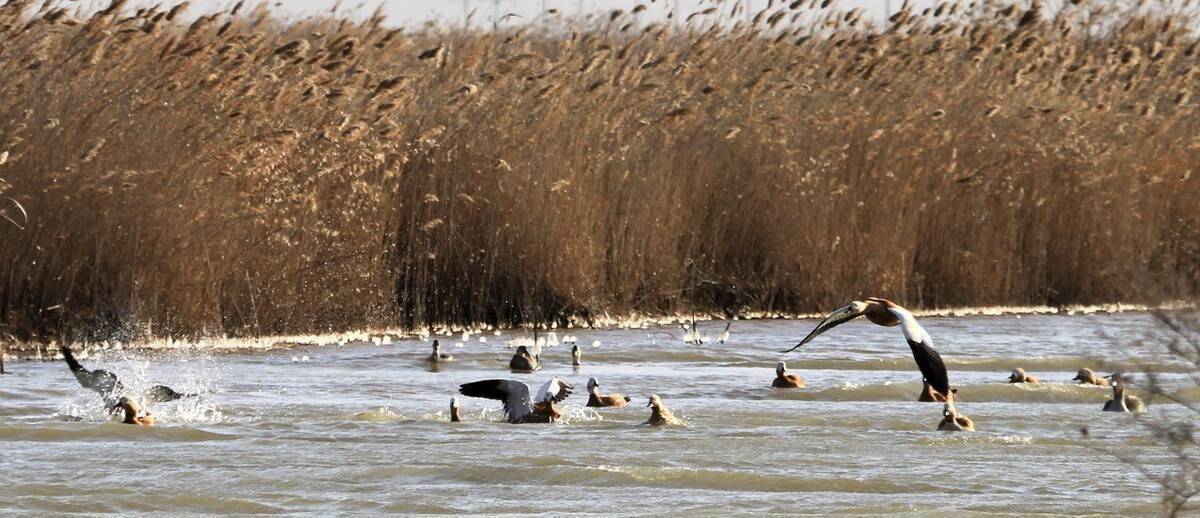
[[0, 424, 235, 442], [558, 465, 943, 494], [916, 434, 1079, 447], [351, 406, 410, 422], [746, 381, 1139, 404]]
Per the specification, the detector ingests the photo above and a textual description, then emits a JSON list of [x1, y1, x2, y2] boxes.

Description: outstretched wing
[[145, 385, 195, 403], [782, 303, 865, 353], [460, 379, 532, 422], [888, 306, 951, 395], [535, 377, 573, 403], [61, 346, 124, 399], [908, 339, 950, 396]]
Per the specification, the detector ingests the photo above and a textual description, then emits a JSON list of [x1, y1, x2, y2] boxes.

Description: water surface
[[0, 313, 1189, 515]]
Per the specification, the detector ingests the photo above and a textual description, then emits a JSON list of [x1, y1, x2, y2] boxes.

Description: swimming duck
[[1073, 368, 1110, 387], [784, 298, 952, 399], [115, 397, 156, 426], [61, 345, 193, 407], [458, 377, 572, 424], [1008, 367, 1039, 384], [772, 361, 805, 389], [645, 394, 683, 426], [917, 380, 949, 402], [509, 345, 540, 372], [936, 395, 974, 432], [450, 397, 462, 422], [1102, 373, 1147, 413], [586, 377, 631, 407], [427, 340, 454, 363], [571, 345, 582, 367]]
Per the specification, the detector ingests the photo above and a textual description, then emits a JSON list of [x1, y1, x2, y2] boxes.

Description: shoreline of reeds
[[1, 0, 1198, 343]]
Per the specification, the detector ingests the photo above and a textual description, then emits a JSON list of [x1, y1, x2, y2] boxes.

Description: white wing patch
[[535, 377, 560, 403], [888, 307, 932, 345]]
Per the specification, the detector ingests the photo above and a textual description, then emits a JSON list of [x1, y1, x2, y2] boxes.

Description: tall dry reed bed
[[0, 0, 1197, 341]]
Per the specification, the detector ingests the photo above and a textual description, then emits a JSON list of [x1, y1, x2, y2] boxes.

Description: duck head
[[587, 377, 599, 393], [776, 361, 788, 376], [1008, 368, 1027, 383]]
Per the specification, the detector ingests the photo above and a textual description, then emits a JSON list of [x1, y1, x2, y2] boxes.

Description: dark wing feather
[[907, 339, 950, 396], [60, 345, 86, 375], [145, 385, 194, 403], [460, 379, 531, 416], [61, 345, 124, 398], [552, 379, 573, 402], [459, 379, 515, 402], [782, 304, 864, 353]]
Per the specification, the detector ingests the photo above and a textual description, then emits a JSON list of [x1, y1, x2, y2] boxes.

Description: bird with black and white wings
[[458, 377, 574, 424], [782, 298, 951, 399]]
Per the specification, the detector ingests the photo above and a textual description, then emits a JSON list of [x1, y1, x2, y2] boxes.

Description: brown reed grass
[[0, 0, 1198, 341]]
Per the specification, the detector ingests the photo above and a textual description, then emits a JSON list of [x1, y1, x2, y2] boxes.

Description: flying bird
[[458, 377, 573, 424], [783, 298, 951, 399], [61, 345, 195, 407]]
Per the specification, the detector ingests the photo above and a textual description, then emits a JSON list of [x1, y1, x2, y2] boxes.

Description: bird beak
[[782, 303, 863, 354]]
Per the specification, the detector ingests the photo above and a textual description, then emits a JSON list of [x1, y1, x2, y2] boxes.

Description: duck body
[[427, 340, 454, 364], [1103, 377, 1147, 413], [645, 395, 683, 426], [936, 398, 974, 432], [586, 378, 630, 407], [772, 362, 805, 388], [509, 346, 540, 372], [937, 413, 975, 432], [116, 397, 155, 426], [1074, 368, 1110, 387], [1008, 368, 1039, 384], [450, 397, 462, 422]]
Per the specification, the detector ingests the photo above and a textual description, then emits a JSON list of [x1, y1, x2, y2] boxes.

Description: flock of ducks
[[56, 297, 1148, 428]]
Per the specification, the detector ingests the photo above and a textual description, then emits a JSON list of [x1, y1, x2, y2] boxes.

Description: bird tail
[[623, 396, 632, 403], [60, 345, 85, 374]]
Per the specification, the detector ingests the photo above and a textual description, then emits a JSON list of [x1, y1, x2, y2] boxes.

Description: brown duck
[[586, 378, 631, 407], [115, 397, 156, 426], [772, 361, 805, 389], [645, 394, 683, 426], [1073, 368, 1110, 387], [936, 394, 974, 432], [1007, 368, 1039, 384]]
